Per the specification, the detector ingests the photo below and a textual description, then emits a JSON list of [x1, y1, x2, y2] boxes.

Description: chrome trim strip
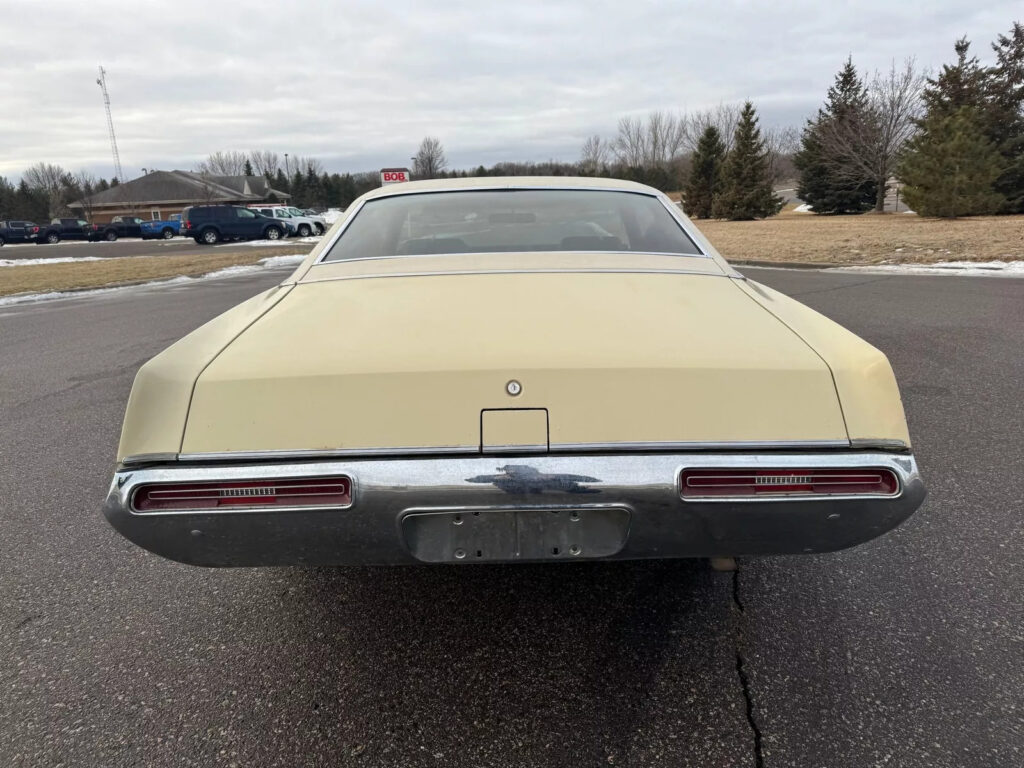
[[120, 452, 180, 466], [172, 445, 480, 464], [481, 444, 549, 455], [313, 185, 710, 267], [313, 250, 710, 267], [550, 440, 851, 453], [849, 438, 910, 451], [153, 440, 856, 467], [294, 267, 729, 285]]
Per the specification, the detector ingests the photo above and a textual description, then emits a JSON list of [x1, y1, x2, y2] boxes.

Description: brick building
[[69, 170, 290, 223]]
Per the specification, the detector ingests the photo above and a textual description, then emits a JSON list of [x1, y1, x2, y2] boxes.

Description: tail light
[[679, 468, 899, 499], [132, 476, 352, 512]]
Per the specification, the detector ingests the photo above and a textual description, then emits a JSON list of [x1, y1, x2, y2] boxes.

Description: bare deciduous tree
[[72, 170, 98, 222], [579, 135, 610, 173], [763, 125, 800, 183], [683, 104, 743, 153], [413, 137, 448, 179], [196, 150, 249, 176], [248, 150, 281, 177], [816, 58, 926, 211], [289, 155, 325, 176], [612, 116, 647, 167], [645, 111, 687, 166], [22, 162, 69, 216], [611, 112, 687, 168]]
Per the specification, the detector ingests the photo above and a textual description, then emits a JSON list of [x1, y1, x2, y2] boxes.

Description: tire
[[0, 235, 5, 246], [105, 231, 117, 242], [161, 228, 174, 239], [199, 228, 219, 245], [264, 226, 282, 241], [314, 223, 325, 235], [296, 223, 311, 237], [45, 232, 60, 245]]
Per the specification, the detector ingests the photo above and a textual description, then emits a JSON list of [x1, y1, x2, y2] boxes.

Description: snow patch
[[793, 203, 813, 213], [0, 256, 109, 267], [0, 254, 307, 307], [829, 260, 1024, 277], [323, 209, 343, 224], [258, 254, 307, 268], [222, 236, 321, 248]]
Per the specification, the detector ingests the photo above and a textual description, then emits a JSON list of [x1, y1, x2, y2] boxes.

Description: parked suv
[[249, 205, 321, 237], [0, 220, 40, 245], [181, 205, 289, 245]]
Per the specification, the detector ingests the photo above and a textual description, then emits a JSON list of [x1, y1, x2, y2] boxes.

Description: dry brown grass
[[0, 245, 312, 298], [694, 211, 1024, 265]]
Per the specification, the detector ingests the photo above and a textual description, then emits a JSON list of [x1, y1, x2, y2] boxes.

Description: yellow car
[[104, 177, 925, 566]]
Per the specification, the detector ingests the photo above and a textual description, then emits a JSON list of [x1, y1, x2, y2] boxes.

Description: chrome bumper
[[103, 452, 925, 567]]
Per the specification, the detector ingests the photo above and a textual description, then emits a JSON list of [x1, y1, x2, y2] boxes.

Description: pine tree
[[338, 173, 357, 208], [305, 165, 320, 207], [922, 38, 988, 120], [988, 23, 1024, 212], [243, 159, 254, 176], [684, 125, 726, 218], [290, 170, 306, 207], [0, 175, 14, 218], [901, 107, 1005, 217], [274, 169, 290, 194], [794, 58, 877, 213], [713, 102, 784, 220]]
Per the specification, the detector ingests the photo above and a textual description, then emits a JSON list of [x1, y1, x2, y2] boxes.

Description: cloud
[[0, 0, 1019, 179]]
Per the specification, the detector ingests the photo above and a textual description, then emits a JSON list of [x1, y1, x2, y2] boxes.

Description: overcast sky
[[1, 0, 1019, 180]]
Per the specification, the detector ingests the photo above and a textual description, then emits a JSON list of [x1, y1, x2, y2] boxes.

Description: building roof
[[69, 170, 290, 209]]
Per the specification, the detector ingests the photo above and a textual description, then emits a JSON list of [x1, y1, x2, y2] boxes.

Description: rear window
[[187, 207, 221, 221], [320, 189, 702, 262]]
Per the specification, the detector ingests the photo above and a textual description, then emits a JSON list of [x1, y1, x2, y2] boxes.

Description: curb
[[729, 259, 842, 270]]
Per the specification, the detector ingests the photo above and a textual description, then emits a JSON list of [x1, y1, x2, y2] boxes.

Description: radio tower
[[96, 66, 125, 182]]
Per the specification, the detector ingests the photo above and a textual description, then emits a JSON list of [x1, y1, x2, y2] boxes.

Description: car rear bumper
[[103, 451, 925, 567]]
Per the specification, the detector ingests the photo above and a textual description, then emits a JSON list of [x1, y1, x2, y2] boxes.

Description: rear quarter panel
[[734, 279, 911, 447]]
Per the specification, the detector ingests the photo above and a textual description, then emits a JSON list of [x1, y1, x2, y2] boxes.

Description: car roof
[[359, 175, 657, 202]]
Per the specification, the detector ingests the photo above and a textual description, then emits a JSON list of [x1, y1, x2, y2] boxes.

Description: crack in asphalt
[[733, 564, 765, 768]]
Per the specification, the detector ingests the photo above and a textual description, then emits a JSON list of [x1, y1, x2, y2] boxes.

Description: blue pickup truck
[[140, 214, 182, 240]]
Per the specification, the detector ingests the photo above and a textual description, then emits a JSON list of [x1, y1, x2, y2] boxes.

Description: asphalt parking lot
[[0, 236, 318, 261], [1, 267, 1021, 767]]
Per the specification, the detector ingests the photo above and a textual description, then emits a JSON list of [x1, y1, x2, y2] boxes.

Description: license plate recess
[[401, 507, 631, 563]]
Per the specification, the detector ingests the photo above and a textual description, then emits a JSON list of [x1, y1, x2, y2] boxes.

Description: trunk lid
[[181, 270, 848, 455]]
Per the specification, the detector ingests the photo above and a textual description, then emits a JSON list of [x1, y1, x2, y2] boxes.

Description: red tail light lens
[[679, 468, 899, 499], [132, 477, 352, 512]]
